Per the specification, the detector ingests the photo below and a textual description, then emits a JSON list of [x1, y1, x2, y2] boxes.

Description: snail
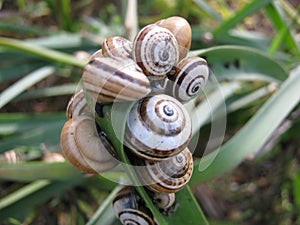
[[132, 24, 179, 79], [148, 191, 175, 210], [60, 114, 118, 174], [113, 186, 157, 225], [82, 56, 151, 103], [102, 36, 132, 59], [132, 147, 193, 193], [155, 16, 192, 61], [124, 94, 192, 161], [66, 89, 90, 119], [166, 56, 209, 103]]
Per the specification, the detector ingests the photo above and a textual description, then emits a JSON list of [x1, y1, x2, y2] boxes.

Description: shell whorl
[[60, 115, 118, 174], [167, 57, 209, 103], [155, 16, 192, 61], [125, 94, 192, 161], [66, 89, 89, 119], [113, 187, 156, 225], [133, 24, 179, 79], [102, 36, 132, 59], [82, 56, 151, 103], [134, 147, 193, 193]]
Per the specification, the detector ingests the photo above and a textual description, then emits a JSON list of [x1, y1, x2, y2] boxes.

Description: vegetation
[[0, 0, 299, 224]]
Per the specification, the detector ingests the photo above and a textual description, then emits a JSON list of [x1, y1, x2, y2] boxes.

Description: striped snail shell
[[166, 57, 209, 103], [148, 191, 175, 209], [134, 147, 193, 193], [156, 16, 192, 61], [82, 56, 151, 103], [89, 49, 103, 61], [133, 24, 179, 79], [66, 89, 89, 119], [113, 186, 157, 225], [102, 36, 132, 59], [60, 114, 118, 174], [125, 94, 192, 161]]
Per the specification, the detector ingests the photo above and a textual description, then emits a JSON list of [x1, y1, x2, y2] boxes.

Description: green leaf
[[0, 179, 84, 221], [190, 65, 300, 185], [294, 170, 300, 211], [213, 0, 274, 37], [0, 37, 86, 68], [190, 45, 288, 82], [0, 66, 55, 109]]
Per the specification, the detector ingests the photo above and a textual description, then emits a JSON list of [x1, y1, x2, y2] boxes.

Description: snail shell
[[149, 191, 175, 209], [82, 56, 151, 103], [156, 16, 192, 61], [166, 57, 209, 103], [60, 115, 118, 174], [125, 94, 192, 161], [89, 49, 103, 61], [113, 186, 157, 225], [66, 89, 89, 119], [134, 147, 193, 193], [132, 24, 179, 79], [102, 36, 132, 59]]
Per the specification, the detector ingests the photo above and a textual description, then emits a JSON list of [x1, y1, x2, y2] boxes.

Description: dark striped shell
[[167, 57, 209, 103], [113, 187, 157, 225], [82, 56, 151, 103], [134, 147, 193, 193], [124, 94, 192, 161], [133, 24, 179, 79]]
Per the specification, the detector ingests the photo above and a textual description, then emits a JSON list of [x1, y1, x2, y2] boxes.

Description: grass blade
[[213, 0, 273, 37], [0, 37, 86, 68], [190, 65, 300, 185], [0, 66, 55, 109]]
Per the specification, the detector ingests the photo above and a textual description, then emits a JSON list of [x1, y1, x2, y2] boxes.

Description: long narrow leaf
[[190, 66, 300, 185], [0, 66, 55, 108]]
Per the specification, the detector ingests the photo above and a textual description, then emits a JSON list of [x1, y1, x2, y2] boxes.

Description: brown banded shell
[[132, 24, 179, 79], [66, 89, 89, 119], [113, 187, 157, 225], [82, 56, 151, 103], [134, 147, 193, 193], [125, 94, 192, 161], [149, 191, 175, 209], [60, 115, 118, 174], [156, 16, 192, 61], [166, 57, 209, 103], [102, 36, 132, 59]]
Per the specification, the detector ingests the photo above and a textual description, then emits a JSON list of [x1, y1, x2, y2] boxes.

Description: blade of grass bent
[[0, 66, 55, 109], [0, 37, 86, 68], [190, 66, 300, 185]]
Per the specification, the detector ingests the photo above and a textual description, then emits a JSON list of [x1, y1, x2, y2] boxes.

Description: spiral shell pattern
[[125, 94, 191, 161], [102, 36, 132, 59], [66, 89, 89, 119], [113, 187, 156, 225], [133, 24, 179, 79], [82, 56, 151, 103], [156, 16, 192, 61], [135, 147, 193, 193], [167, 57, 209, 103]]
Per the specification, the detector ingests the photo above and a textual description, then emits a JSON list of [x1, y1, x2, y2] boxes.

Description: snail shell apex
[[133, 24, 179, 79], [167, 56, 209, 103], [82, 56, 151, 103], [125, 94, 192, 161], [156, 16, 192, 61], [135, 147, 193, 193]]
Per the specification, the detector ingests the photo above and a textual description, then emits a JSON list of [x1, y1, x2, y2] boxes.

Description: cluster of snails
[[60, 16, 209, 225]]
